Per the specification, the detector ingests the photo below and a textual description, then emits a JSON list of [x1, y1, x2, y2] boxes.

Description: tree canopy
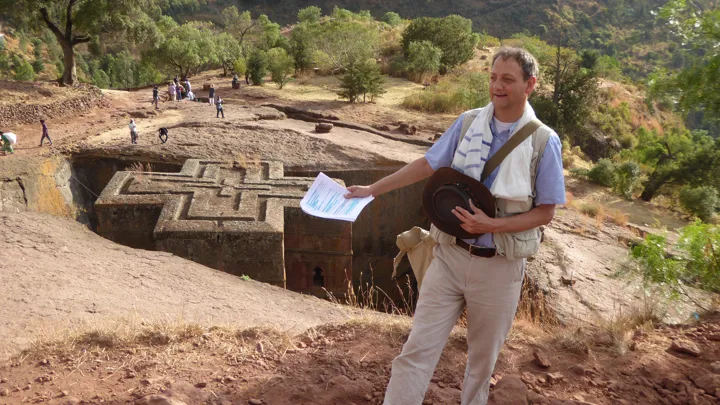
[[401, 15, 479, 73], [0, 0, 158, 85]]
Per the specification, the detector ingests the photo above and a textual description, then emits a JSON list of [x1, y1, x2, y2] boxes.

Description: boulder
[[670, 339, 701, 357], [489, 375, 528, 405], [315, 123, 334, 133], [533, 349, 552, 368]]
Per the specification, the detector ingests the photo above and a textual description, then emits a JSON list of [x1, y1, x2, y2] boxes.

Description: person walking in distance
[[345, 47, 565, 405], [129, 119, 138, 145], [152, 85, 160, 109], [209, 84, 215, 106], [39, 119, 53, 146], [216, 96, 224, 118]]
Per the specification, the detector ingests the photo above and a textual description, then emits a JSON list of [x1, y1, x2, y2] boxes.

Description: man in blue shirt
[[346, 47, 565, 405]]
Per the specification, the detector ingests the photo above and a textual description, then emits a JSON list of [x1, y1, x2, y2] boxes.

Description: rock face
[[523, 210, 711, 325]]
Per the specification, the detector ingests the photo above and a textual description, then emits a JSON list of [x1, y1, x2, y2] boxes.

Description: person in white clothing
[[345, 47, 566, 405], [129, 119, 138, 144]]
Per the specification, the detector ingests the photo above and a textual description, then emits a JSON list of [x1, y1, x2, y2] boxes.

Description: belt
[[455, 239, 497, 258]]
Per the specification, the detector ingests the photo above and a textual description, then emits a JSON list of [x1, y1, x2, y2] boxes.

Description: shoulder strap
[[481, 119, 542, 182], [530, 128, 552, 193], [458, 110, 481, 151]]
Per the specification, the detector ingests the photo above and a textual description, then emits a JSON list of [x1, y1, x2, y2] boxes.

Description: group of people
[[161, 76, 225, 118], [167, 76, 196, 102], [1, 119, 52, 155]]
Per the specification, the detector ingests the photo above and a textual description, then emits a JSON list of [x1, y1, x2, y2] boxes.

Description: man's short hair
[[492, 47, 539, 81]]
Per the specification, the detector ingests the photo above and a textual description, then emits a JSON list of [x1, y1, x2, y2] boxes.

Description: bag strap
[[481, 119, 542, 182], [458, 110, 481, 150]]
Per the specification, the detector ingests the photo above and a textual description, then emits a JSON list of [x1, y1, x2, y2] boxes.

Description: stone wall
[[291, 168, 429, 300], [0, 84, 106, 126]]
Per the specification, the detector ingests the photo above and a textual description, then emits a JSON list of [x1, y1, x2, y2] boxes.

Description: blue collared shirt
[[425, 112, 566, 247]]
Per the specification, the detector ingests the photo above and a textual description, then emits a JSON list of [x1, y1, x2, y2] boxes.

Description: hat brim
[[422, 167, 495, 240]]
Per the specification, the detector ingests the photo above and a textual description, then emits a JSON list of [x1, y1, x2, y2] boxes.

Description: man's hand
[[452, 199, 499, 234], [345, 185, 374, 199]]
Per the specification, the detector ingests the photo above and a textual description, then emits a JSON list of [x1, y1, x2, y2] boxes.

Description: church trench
[[64, 154, 429, 305]]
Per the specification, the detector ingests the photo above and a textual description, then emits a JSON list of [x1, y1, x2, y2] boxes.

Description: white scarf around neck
[[450, 102, 535, 201]]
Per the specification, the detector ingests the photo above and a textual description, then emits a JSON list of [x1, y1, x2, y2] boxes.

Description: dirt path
[[0, 212, 357, 360]]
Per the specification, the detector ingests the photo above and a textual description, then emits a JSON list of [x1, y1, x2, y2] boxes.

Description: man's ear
[[526, 76, 537, 96]]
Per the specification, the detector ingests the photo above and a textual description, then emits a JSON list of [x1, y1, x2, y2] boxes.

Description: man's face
[[489, 57, 536, 111]]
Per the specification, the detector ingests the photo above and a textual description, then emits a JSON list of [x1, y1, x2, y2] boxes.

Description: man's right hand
[[345, 185, 374, 199]]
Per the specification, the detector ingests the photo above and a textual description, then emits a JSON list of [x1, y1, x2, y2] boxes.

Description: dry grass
[[234, 152, 261, 170], [326, 267, 416, 317], [128, 161, 153, 184], [553, 325, 594, 355], [17, 317, 296, 369]]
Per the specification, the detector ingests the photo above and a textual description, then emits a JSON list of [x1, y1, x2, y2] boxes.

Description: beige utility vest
[[428, 112, 553, 261]]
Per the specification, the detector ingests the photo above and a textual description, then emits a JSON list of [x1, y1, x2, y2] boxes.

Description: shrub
[[297, 6, 322, 23], [267, 47, 294, 89], [632, 222, 720, 295], [247, 49, 268, 86], [588, 159, 616, 187], [32, 58, 45, 73], [580, 202, 600, 218], [13, 59, 36, 81], [406, 40, 442, 81], [338, 60, 386, 103], [233, 57, 247, 76], [614, 161, 640, 199], [381, 11, 402, 26], [679, 186, 719, 222], [477, 32, 500, 49], [402, 71, 489, 113]]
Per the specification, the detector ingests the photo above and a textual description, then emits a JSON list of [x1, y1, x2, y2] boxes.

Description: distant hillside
[[182, 0, 684, 79]]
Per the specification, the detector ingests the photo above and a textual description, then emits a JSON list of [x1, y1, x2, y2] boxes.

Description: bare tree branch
[[40, 7, 67, 43]]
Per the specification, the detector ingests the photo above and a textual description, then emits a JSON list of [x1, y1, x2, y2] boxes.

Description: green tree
[[222, 6, 255, 49], [652, 1, 720, 128], [14, 59, 36, 81], [531, 43, 599, 140], [289, 23, 315, 72], [338, 60, 385, 103], [247, 48, 267, 85], [381, 11, 401, 26], [680, 186, 719, 222], [297, 6, 322, 23], [401, 15, 479, 73], [267, 47, 294, 89], [633, 127, 720, 202], [150, 22, 217, 78], [314, 17, 378, 71], [406, 40, 442, 81], [0, 0, 157, 86], [214, 33, 242, 76]]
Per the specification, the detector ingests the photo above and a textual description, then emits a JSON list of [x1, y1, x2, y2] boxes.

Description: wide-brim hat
[[422, 167, 495, 240]]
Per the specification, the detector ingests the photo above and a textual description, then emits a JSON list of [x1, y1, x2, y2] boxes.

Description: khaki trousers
[[383, 243, 525, 405]]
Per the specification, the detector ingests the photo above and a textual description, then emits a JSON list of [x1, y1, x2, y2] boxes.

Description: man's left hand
[[452, 199, 499, 234]]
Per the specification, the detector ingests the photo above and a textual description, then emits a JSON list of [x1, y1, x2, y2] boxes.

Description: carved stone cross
[[95, 159, 352, 295]]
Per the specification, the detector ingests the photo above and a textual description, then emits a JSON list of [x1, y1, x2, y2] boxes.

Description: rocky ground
[[1, 312, 719, 405]]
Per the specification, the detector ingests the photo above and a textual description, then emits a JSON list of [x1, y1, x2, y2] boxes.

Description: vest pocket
[[496, 227, 542, 260]]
